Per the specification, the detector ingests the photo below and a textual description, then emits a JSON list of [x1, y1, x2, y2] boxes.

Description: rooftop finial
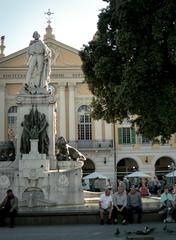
[[0, 36, 5, 58], [45, 9, 54, 26]]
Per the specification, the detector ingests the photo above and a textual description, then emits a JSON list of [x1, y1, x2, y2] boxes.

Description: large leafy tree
[[79, 0, 176, 142]]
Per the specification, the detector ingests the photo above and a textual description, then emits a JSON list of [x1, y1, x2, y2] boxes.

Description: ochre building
[[1, 25, 176, 182]]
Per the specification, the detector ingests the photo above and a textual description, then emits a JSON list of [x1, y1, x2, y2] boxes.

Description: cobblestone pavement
[[0, 222, 176, 240]]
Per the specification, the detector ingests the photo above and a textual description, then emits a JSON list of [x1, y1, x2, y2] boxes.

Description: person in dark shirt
[[127, 185, 142, 223], [0, 189, 18, 228]]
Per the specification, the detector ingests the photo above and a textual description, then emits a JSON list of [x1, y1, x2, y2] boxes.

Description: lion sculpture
[[55, 136, 86, 161]]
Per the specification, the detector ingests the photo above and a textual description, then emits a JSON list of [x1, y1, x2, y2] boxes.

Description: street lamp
[[168, 162, 175, 188], [113, 122, 117, 192], [171, 162, 175, 189]]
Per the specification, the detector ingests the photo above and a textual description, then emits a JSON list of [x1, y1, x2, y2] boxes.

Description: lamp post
[[168, 162, 175, 188], [113, 122, 117, 192], [171, 162, 175, 189]]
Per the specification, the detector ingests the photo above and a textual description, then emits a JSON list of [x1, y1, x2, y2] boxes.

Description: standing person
[[161, 176, 167, 193], [0, 189, 18, 228], [112, 186, 127, 224], [153, 176, 161, 195], [138, 178, 143, 188], [26, 31, 51, 89], [127, 185, 143, 223], [106, 179, 112, 191], [99, 188, 113, 224], [94, 177, 101, 192], [117, 178, 125, 189], [140, 183, 151, 197], [123, 177, 130, 192]]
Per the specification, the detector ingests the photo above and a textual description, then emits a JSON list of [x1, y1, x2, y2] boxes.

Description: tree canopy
[[79, 0, 176, 142]]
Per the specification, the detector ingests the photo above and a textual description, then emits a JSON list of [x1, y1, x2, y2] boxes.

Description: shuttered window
[[118, 127, 136, 144]]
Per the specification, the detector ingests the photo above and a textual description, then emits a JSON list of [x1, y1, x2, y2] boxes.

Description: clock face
[[48, 85, 55, 95], [0, 175, 10, 187]]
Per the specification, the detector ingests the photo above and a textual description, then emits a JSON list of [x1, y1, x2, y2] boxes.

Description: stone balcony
[[68, 140, 113, 150]]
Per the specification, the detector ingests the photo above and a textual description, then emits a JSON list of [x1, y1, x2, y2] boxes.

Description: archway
[[117, 158, 139, 178], [82, 158, 95, 177], [155, 156, 175, 179]]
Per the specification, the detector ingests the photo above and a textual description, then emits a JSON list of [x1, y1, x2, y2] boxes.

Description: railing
[[68, 140, 113, 149]]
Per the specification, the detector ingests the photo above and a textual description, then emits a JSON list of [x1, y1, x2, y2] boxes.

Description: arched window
[[8, 106, 17, 125], [8, 106, 17, 113], [78, 105, 92, 140]]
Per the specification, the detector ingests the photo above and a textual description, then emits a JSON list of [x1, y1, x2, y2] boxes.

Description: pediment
[[0, 48, 28, 68], [47, 40, 82, 67], [0, 40, 82, 68]]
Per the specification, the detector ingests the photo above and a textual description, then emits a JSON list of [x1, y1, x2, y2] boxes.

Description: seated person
[[127, 185, 143, 223], [112, 186, 127, 224], [140, 183, 151, 197], [0, 189, 18, 228], [159, 185, 175, 222], [99, 188, 113, 224]]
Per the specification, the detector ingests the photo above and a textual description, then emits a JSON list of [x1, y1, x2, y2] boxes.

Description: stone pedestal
[[12, 90, 84, 207], [16, 91, 57, 169], [19, 139, 49, 176]]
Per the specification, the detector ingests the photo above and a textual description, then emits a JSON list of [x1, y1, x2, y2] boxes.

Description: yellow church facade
[[1, 25, 176, 181]]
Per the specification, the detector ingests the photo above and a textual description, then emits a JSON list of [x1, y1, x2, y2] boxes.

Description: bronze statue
[[20, 114, 31, 154], [55, 136, 86, 161], [38, 113, 49, 154], [0, 141, 15, 161], [20, 108, 49, 155]]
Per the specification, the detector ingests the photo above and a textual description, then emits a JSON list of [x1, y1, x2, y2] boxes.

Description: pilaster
[[68, 83, 76, 141], [58, 83, 66, 138], [105, 122, 112, 140], [94, 120, 102, 140], [0, 83, 5, 141]]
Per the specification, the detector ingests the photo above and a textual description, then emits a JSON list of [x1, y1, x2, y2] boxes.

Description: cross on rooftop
[[45, 9, 54, 25]]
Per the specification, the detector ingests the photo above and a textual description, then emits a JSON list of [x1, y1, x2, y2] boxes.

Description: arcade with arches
[[117, 157, 139, 178]]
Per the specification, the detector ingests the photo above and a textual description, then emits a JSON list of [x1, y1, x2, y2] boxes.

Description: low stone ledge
[[13, 207, 162, 225], [18, 206, 160, 216], [126, 235, 154, 240]]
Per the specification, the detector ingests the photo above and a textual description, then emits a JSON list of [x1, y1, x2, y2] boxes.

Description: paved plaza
[[0, 222, 176, 240]]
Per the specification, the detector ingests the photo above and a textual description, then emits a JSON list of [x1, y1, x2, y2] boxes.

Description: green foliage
[[79, 0, 176, 142]]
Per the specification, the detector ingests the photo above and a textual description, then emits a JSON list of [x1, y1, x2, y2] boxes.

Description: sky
[[0, 0, 108, 56]]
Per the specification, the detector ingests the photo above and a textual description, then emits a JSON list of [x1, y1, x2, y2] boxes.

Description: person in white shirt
[[99, 188, 113, 224]]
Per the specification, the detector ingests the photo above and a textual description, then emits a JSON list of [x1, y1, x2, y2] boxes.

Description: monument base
[[17, 156, 84, 206]]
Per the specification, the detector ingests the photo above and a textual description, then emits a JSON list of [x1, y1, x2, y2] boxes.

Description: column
[[68, 83, 76, 141], [59, 83, 66, 138], [0, 83, 5, 141]]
